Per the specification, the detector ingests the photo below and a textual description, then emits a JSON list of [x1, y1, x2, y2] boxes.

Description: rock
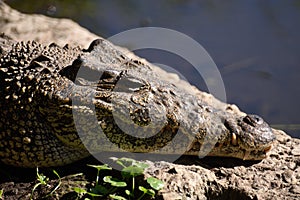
[[0, 1, 98, 48], [0, 2, 299, 200], [144, 129, 300, 200]]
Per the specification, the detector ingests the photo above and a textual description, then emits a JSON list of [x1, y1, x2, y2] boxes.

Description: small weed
[[0, 189, 3, 199], [50, 170, 62, 196], [30, 167, 61, 200], [74, 157, 164, 200]]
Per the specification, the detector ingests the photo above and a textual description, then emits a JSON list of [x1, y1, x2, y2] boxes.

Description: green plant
[[74, 157, 164, 200], [74, 164, 113, 199], [30, 168, 61, 200], [0, 189, 3, 199], [116, 157, 154, 199]]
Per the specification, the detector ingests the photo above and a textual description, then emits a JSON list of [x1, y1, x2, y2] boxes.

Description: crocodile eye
[[253, 115, 263, 125], [114, 76, 147, 92]]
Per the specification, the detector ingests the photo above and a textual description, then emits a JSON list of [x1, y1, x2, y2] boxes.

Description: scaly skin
[[0, 38, 276, 167]]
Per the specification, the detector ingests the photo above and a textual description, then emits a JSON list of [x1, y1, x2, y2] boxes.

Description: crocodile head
[[206, 114, 276, 160], [56, 39, 277, 161]]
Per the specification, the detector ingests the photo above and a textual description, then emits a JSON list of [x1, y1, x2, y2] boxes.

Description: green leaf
[[109, 194, 127, 200], [138, 186, 155, 197], [87, 164, 112, 171], [122, 166, 144, 178], [46, 170, 61, 197], [135, 162, 149, 170], [103, 176, 127, 187], [86, 192, 103, 197], [36, 168, 48, 185], [73, 187, 102, 199], [115, 157, 149, 169], [138, 186, 148, 193], [73, 187, 87, 194], [87, 164, 112, 186], [118, 157, 136, 163], [125, 190, 134, 197], [116, 157, 136, 168], [90, 185, 108, 195], [147, 177, 164, 191]]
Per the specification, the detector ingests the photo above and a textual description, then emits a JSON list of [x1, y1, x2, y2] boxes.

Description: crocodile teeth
[[231, 133, 237, 146], [264, 145, 272, 153], [243, 150, 251, 160]]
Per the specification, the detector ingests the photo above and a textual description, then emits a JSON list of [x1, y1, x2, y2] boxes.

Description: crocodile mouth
[[240, 145, 273, 160], [208, 139, 274, 160]]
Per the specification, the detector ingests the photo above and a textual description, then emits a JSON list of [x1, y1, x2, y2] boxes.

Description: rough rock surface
[[145, 129, 300, 199], [0, 1, 98, 48], [0, 2, 299, 200]]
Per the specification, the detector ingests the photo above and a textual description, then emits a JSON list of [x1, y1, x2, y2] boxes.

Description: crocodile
[[0, 37, 276, 167]]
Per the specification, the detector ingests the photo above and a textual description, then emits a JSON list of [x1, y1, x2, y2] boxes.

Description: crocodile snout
[[238, 114, 276, 148]]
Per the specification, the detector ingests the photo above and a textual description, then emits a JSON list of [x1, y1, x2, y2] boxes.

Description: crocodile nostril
[[243, 115, 252, 125]]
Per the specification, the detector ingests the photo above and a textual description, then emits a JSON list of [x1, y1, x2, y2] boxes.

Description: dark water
[[6, 0, 300, 138]]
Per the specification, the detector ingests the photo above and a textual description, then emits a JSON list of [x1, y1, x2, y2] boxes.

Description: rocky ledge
[[1, 2, 299, 199], [145, 129, 300, 199]]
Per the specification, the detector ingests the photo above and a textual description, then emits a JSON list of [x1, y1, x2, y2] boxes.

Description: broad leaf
[[147, 177, 164, 190], [103, 176, 127, 187], [87, 164, 112, 171]]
